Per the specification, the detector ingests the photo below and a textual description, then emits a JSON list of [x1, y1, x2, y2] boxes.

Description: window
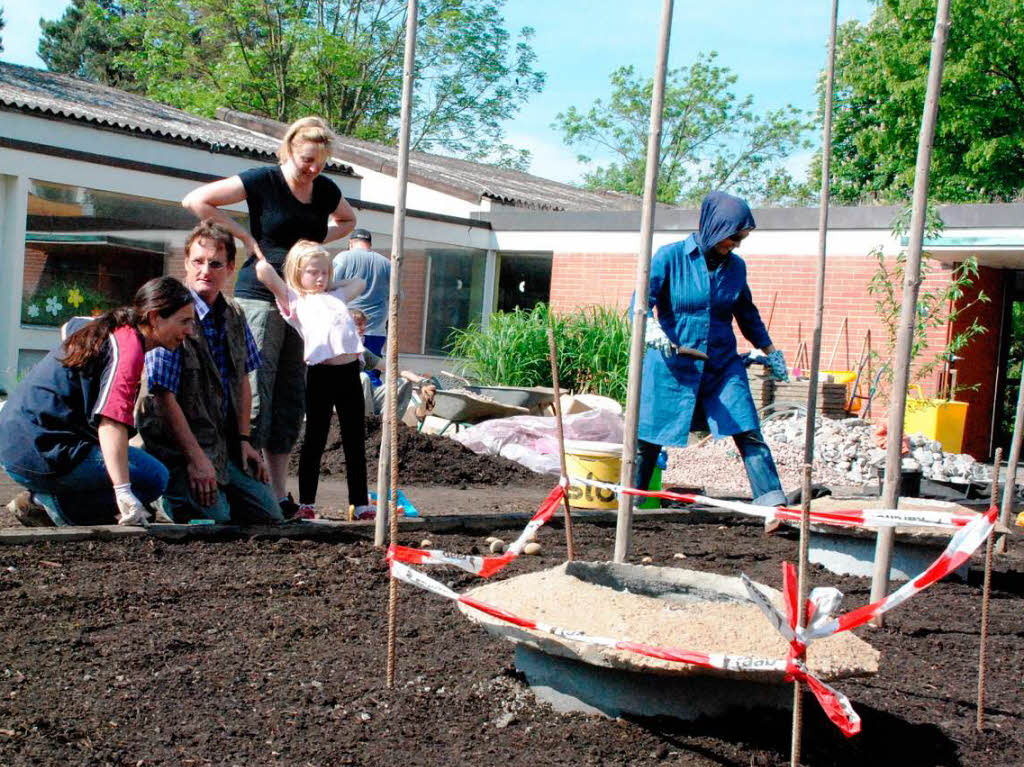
[[423, 247, 487, 355], [496, 252, 552, 314], [22, 180, 240, 327]]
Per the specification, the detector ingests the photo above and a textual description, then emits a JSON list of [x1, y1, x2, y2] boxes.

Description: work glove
[[766, 349, 789, 382], [643, 317, 674, 353], [113, 483, 149, 527]]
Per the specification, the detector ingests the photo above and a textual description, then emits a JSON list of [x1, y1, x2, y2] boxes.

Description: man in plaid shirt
[[138, 221, 283, 523]]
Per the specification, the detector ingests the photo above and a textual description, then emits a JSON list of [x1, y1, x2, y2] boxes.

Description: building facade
[[1, 63, 1018, 459]]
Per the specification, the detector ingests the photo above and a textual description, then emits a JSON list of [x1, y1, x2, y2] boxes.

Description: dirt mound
[[288, 415, 547, 486], [2, 521, 1022, 765]]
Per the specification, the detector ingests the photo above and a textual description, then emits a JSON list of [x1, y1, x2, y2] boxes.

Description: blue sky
[[3, 0, 876, 183]]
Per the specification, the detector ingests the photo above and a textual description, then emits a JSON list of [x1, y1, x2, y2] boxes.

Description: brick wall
[[545, 248, 992, 447], [165, 247, 187, 285], [740, 252, 952, 398], [396, 249, 427, 354], [23, 247, 47, 296], [549, 252, 636, 313]]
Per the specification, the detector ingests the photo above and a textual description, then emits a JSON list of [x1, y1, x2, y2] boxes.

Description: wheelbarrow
[[470, 385, 556, 413], [430, 389, 530, 435]]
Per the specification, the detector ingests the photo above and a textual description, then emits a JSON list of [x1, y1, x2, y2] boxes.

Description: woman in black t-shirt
[[182, 117, 357, 510]]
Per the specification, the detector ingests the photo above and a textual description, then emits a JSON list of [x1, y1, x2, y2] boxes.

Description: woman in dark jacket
[[0, 277, 194, 526]]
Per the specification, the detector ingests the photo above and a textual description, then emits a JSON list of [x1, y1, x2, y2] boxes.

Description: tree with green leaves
[[38, 0, 544, 169], [554, 52, 812, 206], [37, 1, 140, 87], [824, 0, 1024, 204]]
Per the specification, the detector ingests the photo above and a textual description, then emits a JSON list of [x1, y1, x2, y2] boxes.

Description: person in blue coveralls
[[636, 191, 789, 507]]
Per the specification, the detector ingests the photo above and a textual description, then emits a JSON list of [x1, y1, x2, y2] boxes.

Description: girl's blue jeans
[[3, 446, 168, 526]]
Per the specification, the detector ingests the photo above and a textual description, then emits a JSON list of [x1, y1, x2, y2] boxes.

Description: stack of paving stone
[[771, 379, 848, 419]]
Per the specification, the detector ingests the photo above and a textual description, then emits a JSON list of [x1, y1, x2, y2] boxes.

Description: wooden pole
[[976, 447, 1001, 731], [547, 324, 575, 562], [385, 0, 418, 689], [870, 0, 951, 622], [614, 0, 674, 563], [847, 331, 872, 410], [766, 292, 779, 332], [997, 373, 1024, 553], [826, 317, 847, 371], [374, 422, 390, 546], [801, 0, 839, 472], [793, 5, 838, 764]]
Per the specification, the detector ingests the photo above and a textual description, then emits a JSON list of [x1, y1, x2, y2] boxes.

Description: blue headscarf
[[695, 191, 756, 257]]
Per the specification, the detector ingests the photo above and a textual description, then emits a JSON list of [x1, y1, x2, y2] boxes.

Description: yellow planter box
[[904, 398, 969, 454]]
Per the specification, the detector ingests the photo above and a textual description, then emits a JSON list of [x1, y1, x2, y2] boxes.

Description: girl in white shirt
[[256, 240, 374, 520]]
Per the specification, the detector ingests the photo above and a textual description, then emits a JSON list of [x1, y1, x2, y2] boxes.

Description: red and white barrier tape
[[388, 556, 861, 736], [575, 476, 977, 531], [385, 482, 997, 737], [807, 503, 998, 641], [388, 485, 565, 578]]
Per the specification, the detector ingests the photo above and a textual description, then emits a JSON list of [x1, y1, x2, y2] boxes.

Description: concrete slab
[[809, 531, 969, 581], [515, 644, 789, 720], [461, 562, 879, 683]]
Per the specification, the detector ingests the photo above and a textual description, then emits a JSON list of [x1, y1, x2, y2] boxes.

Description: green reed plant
[[448, 303, 630, 403]]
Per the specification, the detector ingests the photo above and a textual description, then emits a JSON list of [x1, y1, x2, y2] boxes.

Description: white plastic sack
[[452, 408, 624, 475], [572, 394, 623, 415]]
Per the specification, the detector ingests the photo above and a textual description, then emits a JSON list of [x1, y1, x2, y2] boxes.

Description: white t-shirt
[[277, 285, 365, 365]]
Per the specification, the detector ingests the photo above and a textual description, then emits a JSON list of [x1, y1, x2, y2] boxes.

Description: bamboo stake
[[976, 447, 1001, 731], [793, 4, 838, 763], [870, 0, 951, 623], [614, 0, 674, 563], [385, 0, 418, 690], [547, 323, 575, 562], [997, 372, 1024, 553], [791, 463, 814, 767]]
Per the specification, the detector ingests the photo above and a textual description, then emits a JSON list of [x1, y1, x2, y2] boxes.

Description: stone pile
[[765, 416, 993, 486], [665, 414, 994, 496]]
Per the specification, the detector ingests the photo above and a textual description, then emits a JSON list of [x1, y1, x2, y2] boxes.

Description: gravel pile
[[664, 414, 994, 497]]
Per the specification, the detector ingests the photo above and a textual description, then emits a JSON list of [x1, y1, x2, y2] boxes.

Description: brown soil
[[288, 415, 548, 487], [1, 516, 1022, 766]]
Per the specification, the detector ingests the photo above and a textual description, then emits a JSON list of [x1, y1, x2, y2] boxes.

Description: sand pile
[[462, 563, 879, 681]]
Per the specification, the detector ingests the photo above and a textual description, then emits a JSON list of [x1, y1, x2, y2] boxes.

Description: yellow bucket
[[904, 398, 969, 454], [564, 439, 621, 509]]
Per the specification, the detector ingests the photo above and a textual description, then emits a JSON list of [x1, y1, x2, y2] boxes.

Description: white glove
[[643, 317, 674, 353], [113, 483, 149, 527]]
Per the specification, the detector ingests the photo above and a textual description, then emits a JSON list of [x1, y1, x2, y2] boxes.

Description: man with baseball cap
[[332, 228, 391, 386]]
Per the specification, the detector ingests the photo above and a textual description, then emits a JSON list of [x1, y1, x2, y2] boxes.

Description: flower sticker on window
[[68, 287, 84, 308], [45, 297, 63, 316], [27, 304, 40, 318]]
